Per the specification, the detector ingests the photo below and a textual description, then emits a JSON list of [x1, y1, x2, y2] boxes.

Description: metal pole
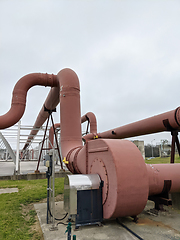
[[171, 132, 176, 163], [52, 149, 55, 226], [16, 120, 21, 174], [49, 149, 58, 231], [175, 133, 180, 156], [6, 149, 8, 161], [47, 174, 50, 224], [50, 115, 63, 170]]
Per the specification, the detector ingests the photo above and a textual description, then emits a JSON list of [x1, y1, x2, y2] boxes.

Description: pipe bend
[[0, 73, 58, 129], [81, 112, 97, 134]]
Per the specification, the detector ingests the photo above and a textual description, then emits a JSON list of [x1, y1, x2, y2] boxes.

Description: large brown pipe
[[57, 68, 83, 159], [23, 68, 82, 154], [147, 163, 180, 196], [0, 73, 58, 130], [89, 107, 180, 140]]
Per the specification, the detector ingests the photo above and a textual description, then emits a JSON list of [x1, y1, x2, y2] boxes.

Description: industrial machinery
[[64, 174, 103, 228], [1, 68, 180, 222]]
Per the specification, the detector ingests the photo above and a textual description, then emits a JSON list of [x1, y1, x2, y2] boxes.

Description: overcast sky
[[1, 0, 180, 149]]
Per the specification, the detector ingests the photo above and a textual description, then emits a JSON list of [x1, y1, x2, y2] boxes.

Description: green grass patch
[[145, 154, 180, 164], [0, 178, 64, 240]]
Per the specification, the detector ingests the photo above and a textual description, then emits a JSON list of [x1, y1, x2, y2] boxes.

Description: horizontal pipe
[[146, 163, 180, 196], [98, 108, 180, 139], [0, 73, 58, 130]]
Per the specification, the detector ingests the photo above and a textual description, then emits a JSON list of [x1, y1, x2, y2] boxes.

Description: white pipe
[[16, 120, 21, 173]]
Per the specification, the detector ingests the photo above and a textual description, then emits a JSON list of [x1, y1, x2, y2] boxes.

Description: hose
[[116, 218, 144, 240], [48, 202, 68, 221]]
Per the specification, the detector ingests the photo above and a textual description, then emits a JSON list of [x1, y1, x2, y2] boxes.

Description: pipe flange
[[73, 146, 83, 174], [66, 146, 81, 173]]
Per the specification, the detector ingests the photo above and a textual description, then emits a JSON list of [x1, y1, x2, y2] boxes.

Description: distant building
[[132, 140, 145, 159], [158, 142, 171, 158]]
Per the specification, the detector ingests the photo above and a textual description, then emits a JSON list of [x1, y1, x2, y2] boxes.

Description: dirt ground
[[22, 194, 64, 240]]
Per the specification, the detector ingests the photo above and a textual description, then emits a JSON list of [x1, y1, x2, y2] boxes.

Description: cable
[[57, 222, 68, 226], [54, 212, 68, 221], [116, 218, 144, 240], [48, 201, 68, 221], [57, 220, 75, 226]]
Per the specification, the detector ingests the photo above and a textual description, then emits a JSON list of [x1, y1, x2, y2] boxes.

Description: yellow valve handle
[[93, 135, 98, 139], [63, 157, 69, 164]]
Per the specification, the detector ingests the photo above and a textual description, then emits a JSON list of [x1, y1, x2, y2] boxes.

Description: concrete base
[[34, 201, 180, 240], [0, 171, 69, 181], [0, 160, 70, 180]]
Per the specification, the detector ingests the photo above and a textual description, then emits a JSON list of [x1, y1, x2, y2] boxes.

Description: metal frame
[[35, 108, 63, 173]]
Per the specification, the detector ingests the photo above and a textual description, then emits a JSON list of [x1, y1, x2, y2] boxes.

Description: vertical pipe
[[57, 69, 82, 159], [16, 120, 21, 173]]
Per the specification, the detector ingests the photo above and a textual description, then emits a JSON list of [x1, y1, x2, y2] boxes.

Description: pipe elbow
[[0, 72, 58, 130], [58, 68, 80, 90], [83, 112, 97, 134]]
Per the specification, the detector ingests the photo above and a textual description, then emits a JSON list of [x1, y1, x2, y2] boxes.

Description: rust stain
[[137, 218, 180, 233]]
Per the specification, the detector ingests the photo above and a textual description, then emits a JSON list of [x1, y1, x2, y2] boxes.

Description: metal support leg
[[50, 115, 63, 170], [171, 131, 180, 163], [170, 131, 176, 163], [35, 116, 50, 173], [175, 133, 180, 156]]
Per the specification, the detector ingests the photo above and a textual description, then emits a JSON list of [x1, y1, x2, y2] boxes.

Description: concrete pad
[[0, 160, 61, 176], [0, 188, 18, 194], [34, 201, 180, 240]]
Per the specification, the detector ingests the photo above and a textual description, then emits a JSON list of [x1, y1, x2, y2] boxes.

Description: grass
[[145, 154, 180, 164], [0, 178, 64, 240], [1, 156, 180, 240]]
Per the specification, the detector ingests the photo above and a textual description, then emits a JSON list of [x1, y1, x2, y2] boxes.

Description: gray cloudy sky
[[1, 0, 180, 149]]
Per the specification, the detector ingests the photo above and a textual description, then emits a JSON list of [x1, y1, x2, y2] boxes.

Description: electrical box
[[43, 154, 51, 167], [64, 174, 103, 228]]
